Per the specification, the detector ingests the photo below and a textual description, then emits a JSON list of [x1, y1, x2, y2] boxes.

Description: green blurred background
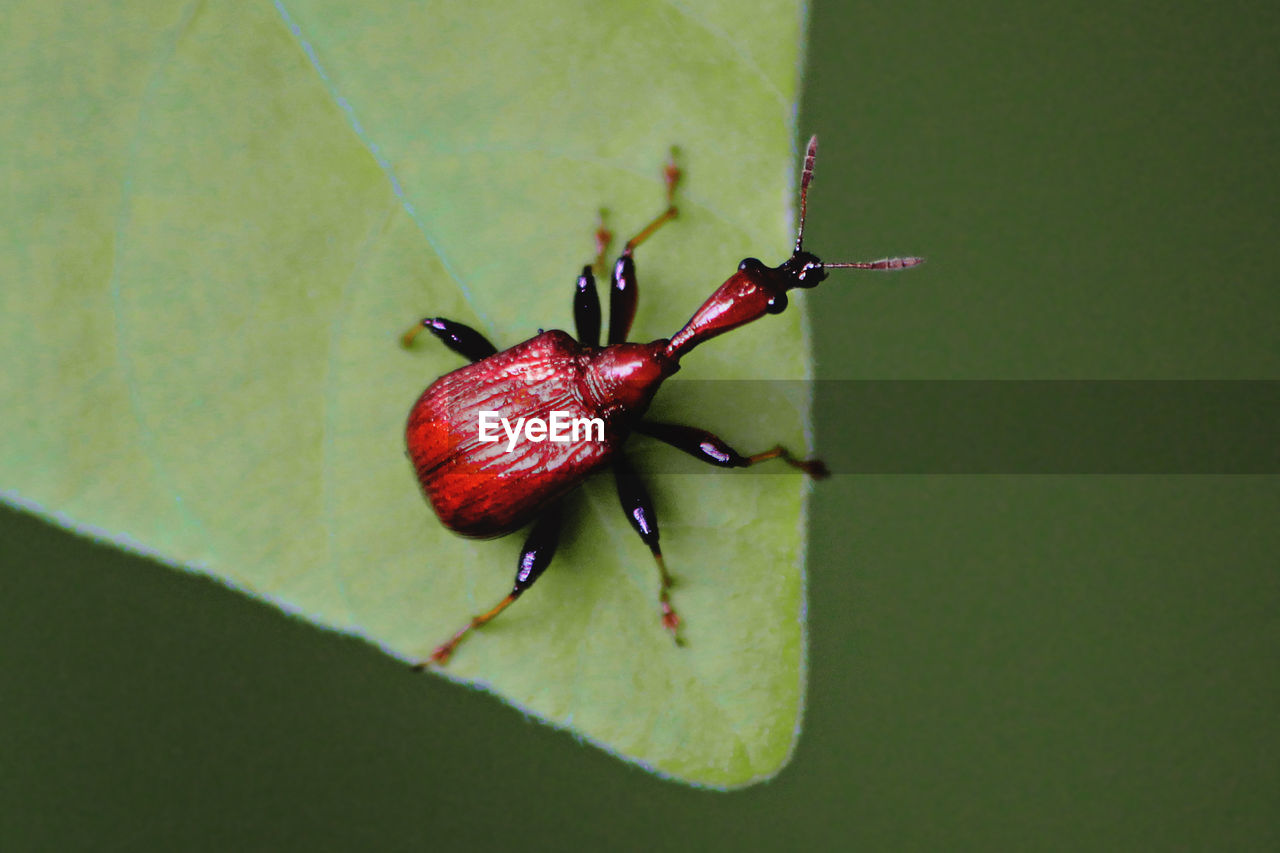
[[3, 0, 1276, 848]]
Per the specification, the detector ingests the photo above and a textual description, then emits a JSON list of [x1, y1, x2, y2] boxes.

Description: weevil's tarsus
[[613, 453, 683, 645], [652, 549, 683, 643], [417, 592, 517, 668], [417, 504, 564, 667], [607, 151, 682, 345], [592, 209, 612, 276], [663, 147, 681, 204], [745, 445, 830, 479], [622, 206, 678, 255], [622, 149, 681, 255]]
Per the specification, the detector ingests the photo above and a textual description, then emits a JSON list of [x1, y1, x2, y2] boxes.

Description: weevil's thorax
[[772, 250, 827, 289], [582, 340, 679, 419]]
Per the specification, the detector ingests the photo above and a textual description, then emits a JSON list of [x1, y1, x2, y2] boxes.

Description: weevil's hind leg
[[613, 452, 682, 643], [416, 504, 565, 668], [401, 318, 498, 363], [607, 150, 681, 345], [635, 420, 830, 479]]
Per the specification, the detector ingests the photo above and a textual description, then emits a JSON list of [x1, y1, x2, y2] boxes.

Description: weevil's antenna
[[825, 256, 927, 270], [796, 135, 925, 272], [795, 135, 819, 254]]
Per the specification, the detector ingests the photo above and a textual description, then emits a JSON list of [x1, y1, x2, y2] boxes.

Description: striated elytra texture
[[407, 331, 674, 538]]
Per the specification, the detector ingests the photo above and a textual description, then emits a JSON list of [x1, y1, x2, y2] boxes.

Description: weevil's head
[[770, 249, 828, 289], [774, 135, 925, 286]]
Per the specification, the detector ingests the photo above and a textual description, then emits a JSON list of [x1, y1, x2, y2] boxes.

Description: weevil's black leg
[[417, 503, 565, 668], [593, 208, 613, 274], [574, 265, 601, 348], [401, 317, 497, 363], [635, 420, 830, 479], [613, 452, 682, 642], [607, 150, 681, 345]]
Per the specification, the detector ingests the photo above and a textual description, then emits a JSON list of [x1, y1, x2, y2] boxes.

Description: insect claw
[[744, 445, 829, 479], [782, 451, 830, 479], [424, 643, 455, 667], [664, 147, 681, 201], [800, 458, 830, 479], [660, 595, 682, 641], [424, 622, 473, 667], [593, 209, 613, 273], [411, 652, 443, 671]]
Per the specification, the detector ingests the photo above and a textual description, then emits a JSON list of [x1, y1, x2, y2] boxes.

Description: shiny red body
[[406, 331, 677, 538], [403, 136, 923, 666]]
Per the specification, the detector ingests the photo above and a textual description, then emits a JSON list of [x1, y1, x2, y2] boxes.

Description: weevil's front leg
[[401, 317, 498, 363], [612, 452, 681, 642], [635, 420, 829, 479], [417, 503, 564, 667], [607, 151, 681, 345]]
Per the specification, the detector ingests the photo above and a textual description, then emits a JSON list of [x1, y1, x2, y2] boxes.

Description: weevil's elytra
[[403, 137, 923, 666], [406, 331, 674, 538]]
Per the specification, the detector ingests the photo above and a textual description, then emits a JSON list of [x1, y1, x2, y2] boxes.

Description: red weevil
[[403, 136, 922, 665]]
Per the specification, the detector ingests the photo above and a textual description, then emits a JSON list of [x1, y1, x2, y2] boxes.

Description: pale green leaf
[[0, 0, 812, 786]]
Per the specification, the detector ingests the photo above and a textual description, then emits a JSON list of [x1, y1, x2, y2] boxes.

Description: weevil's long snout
[[665, 135, 923, 361], [662, 246, 924, 361], [663, 254, 815, 360]]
